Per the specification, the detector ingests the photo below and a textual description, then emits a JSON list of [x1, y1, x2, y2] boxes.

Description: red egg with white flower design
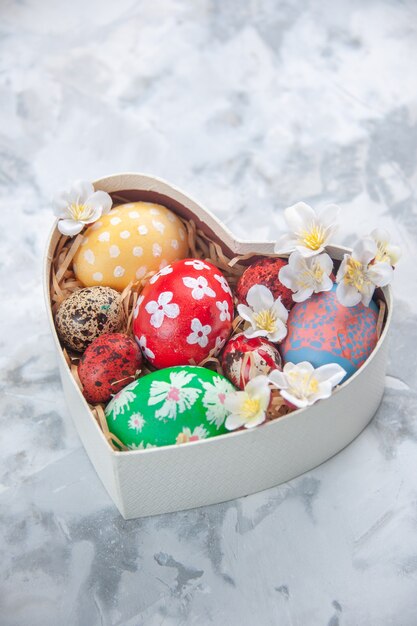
[[133, 259, 234, 368]]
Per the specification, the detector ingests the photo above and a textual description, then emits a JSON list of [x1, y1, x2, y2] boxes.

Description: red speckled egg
[[133, 258, 234, 368], [236, 257, 294, 310], [78, 333, 142, 404], [221, 334, 282, 389]]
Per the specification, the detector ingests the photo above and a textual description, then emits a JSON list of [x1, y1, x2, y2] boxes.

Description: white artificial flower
[[214, 273, 232, 295], [216, 299, 231, 322], [182, 275, 216, 300], [149, 265, 173, 284], [269, 361, 346, 409], [275, 201, 340, 257], [53, 180, 112, 237], [149, 370, 201, 420], [176, 425, 209, 444], [224, 375, 271, 430], [186, 318, 212, 348], [128, 413, 145, 433], [145, 291, 180, 328], [336, 238, 393, 307], [184, 259, 211, 270], [370, 228, 401, 267], [237, 284, 288, 343], [279, 251, 334, 302], [138, 335, 155, 360]]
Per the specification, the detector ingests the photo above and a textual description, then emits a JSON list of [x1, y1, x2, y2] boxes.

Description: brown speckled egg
[[55, 286, 124, 352], [221, 334, 282, 389], [236, 257, 294, 310], [78, 333, 142, 404]]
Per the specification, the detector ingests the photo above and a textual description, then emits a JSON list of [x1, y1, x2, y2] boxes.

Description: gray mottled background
[[1, 1, 417, 624]]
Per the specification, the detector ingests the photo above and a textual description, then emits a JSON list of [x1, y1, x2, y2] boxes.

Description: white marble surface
[[1, 1, 417, 624]]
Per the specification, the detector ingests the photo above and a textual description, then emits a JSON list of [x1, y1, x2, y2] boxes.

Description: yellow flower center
[[241, 397, 261, 420], [299, 224, 326, 250], [69, 202, 94, 222], [343, 257, 370, 293], [297, 262, 325, 290], [288, 371, 319, 398], [253, 309, 277, 333], [312, 263, 324, 281]]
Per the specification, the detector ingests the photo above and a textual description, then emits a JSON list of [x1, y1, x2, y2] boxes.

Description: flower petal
[[269, 319, 288, 343], [278, 264, 297, 290], [57, 219, 83, 236], [317, 252, 334, 275], [292, 288, 313, 303], [314, 363, 346, 386], [335, 256, 348, 283], [319, 276, 334, 292], [82, 205, 103, 224], [274, 234, 297, 254], [243, 327, 268, 339], [336, 282, 362, 307], [225, 413, 245, 431], [287, 250, 305, 271], [271, 297, 289, 322], [387, 244, 402, 265], [353, 237, 377, 265], [244, 413, 266, 428], [53, 193, 71, 217], [284, 202, 316, 233], [72, 180, 95, 204], [360, 283, 375, 307], [293, 361, 315, 374], [86, 190, 113, 214], [224, 392, 246, 414], [245, 375, 270, 399], [311, 380, 333, 401], [295, 244, 324, 258], [268, 370, 288, 389], [237, 304, 255, 324], [280, 390, 309, 408], [246, 284, 274, 310], [367, 261, 393, 287]]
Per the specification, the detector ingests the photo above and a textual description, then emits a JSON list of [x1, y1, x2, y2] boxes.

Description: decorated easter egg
[[236, 257, 294, 310], [280, 285, 379, 381], [55, 286, 124, 352], [78, 333, 142, 404], [73, 202, 189, 291], [222, 334, 282, 389], [133, 259, 234, 368], [105, 366, 236, 448]]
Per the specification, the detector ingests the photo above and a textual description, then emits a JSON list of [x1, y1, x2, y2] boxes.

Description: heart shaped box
[[44, 173, 392, 519]]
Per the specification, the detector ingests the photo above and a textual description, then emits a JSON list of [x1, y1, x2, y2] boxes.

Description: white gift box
[[44, 173, 392, 519]]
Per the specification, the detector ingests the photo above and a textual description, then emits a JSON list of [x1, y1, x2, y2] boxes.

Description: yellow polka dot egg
[[73, 202, 189, 291]]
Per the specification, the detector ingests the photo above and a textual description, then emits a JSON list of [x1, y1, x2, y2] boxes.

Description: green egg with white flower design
[[105, 366, 236, 449]]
